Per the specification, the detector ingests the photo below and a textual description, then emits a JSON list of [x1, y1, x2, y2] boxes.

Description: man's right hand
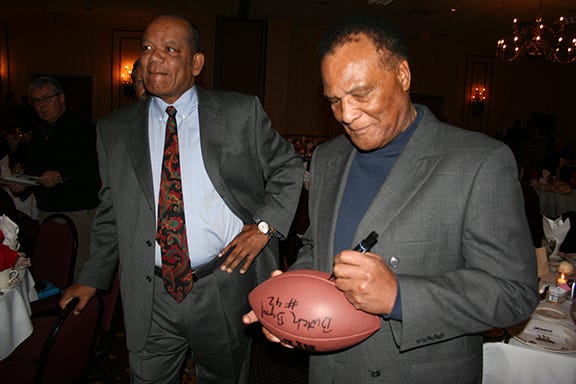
[[59, 284, 97, 315]]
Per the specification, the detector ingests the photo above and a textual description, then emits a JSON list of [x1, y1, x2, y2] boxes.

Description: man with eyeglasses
[[15, 76, 100, 280]]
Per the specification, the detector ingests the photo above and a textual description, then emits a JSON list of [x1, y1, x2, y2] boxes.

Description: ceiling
[[0, 0, 575, 43]]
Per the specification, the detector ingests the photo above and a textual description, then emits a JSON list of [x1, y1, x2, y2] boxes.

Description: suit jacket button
[[370, 370, 381, 378], [146, 276, 152, 282], [146, 240, 152, 247], [388, 256, 399, 268]]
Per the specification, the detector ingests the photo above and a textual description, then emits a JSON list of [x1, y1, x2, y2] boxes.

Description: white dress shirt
[[149, 86, 243, 267]]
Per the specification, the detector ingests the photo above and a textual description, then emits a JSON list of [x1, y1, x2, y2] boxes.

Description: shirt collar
[[151, 85, 198, 122]]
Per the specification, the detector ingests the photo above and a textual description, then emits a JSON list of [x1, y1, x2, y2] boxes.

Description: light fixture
[[496, 0, 576, 64], [471, 87, 487, 104], [471, 86, 487, 117], [121, 64, 133, 85]]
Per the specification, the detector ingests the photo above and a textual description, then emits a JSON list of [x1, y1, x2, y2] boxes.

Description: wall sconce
[[471, 87, 487, 103], [471, 86, 487, 116], [121, 62, 137, 99], [121, 64, 133, 85]]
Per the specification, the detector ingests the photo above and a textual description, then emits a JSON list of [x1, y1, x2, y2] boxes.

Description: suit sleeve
[[395, 144, 539, 351], [77, 122, 119, 289], [249, 97, 305, 238]]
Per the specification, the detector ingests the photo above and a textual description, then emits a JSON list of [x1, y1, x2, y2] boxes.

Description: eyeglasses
[[31, 93, 61, 105]]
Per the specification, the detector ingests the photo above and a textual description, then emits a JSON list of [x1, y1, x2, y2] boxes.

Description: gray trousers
[[128, 268, 253, 384]]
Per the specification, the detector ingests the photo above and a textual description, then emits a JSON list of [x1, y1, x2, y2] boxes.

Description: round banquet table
[[482, 300, 576, 384], [539, 189, 576, 218], [0, 267, 38, 360]]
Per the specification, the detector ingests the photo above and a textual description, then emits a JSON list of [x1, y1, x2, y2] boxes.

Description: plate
[[533, 303, 570, 322], [562, 253, 576, 266], [0, 276, 22, 289], [513, 318, 576, 353]]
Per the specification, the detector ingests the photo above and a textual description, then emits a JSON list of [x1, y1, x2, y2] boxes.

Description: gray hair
[[28, 76, 64, 94]]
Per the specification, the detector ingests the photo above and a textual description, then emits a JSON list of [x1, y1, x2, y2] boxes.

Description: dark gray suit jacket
[[79, 87, 304, 351], [291, 105, 539, 384]]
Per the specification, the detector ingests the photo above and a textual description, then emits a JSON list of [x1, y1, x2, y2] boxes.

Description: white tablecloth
[[483, 341, 576, 384], [483, 300, 576, 384], [0, 268, 38, 360]]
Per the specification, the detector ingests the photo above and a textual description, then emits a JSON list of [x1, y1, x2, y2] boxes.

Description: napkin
[[0, 214, 19, 251], [543, 215, 570, 258], [535, 247, 549, 277], [0, 243, 18, 271]]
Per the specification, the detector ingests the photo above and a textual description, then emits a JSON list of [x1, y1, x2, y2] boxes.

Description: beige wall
[[1, 13, 575, 144]]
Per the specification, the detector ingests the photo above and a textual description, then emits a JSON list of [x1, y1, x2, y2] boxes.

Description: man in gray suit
[[60, 13, 304, 384], [245, 14, 539, 383]]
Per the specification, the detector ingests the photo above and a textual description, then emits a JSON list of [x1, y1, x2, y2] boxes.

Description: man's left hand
[[219, 224, 269, 274], [38, 170, 62, 187]]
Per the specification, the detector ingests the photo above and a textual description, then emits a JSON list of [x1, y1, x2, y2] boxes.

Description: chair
[[521, 184, 544, 247], [30, 213, 78, 315], [0, 295, 103, 383], [89, 268, 123, 381]]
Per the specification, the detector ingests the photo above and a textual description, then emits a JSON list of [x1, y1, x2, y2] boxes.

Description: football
[[248, 269, 381, 352]]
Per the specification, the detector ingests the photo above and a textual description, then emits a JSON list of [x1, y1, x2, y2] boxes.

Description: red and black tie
[[156, 106, 193, 303]]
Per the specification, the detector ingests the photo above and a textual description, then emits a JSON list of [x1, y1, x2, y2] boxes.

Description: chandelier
[[496, 0, 576, 64]]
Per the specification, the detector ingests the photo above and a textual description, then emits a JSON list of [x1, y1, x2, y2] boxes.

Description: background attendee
[[130, 58, 148, 100], [245, 14, 539, 384], [61, 12, 303, 384], [13, 76, 99, 279]]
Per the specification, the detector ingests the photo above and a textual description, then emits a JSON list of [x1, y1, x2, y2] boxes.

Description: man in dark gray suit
[[60, 13, 304, 384], [245, 14, 539, 383]]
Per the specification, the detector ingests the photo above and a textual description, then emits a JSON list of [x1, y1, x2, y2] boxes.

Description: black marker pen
[[329, 231, 379, 280]]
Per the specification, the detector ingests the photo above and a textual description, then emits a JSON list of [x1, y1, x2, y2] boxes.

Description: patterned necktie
[[156, 106, 193, 302]]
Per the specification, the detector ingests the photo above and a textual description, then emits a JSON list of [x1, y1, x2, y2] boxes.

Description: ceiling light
[[496, 0, 576, 64]]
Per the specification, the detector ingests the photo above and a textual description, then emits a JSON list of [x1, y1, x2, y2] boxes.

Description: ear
[[396, 59, 411, 92], [192, 52, 205, 77]]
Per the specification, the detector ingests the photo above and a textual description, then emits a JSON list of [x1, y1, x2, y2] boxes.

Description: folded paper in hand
[[0, 214, 19, 251]]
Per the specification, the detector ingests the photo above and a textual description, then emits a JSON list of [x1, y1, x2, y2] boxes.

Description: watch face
[[258, 221, 270, 234]]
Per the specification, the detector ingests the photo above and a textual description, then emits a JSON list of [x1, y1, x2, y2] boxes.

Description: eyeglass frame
[[30, 92, 62, 106]]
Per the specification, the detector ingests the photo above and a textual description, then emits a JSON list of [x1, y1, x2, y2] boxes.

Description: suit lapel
[[123, 100, 155, 209], [316, 138, 356, 271], [356, 110, 442, 243], [196, 88, 252, 221]]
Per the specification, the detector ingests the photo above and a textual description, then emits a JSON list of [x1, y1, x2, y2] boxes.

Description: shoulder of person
[[417, 107, 504, 154], [198, 87, 259, 108], [97, 100, 145, 126]]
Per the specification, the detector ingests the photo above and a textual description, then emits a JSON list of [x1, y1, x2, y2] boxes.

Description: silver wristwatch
[[257, 220, 276, 239]]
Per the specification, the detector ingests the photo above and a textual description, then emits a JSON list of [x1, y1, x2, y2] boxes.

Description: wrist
[[255, 220, 277, 240]]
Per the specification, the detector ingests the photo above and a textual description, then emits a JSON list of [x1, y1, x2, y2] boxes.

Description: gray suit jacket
[[79, 87, 304, 351], [291, 105, 539, 384]]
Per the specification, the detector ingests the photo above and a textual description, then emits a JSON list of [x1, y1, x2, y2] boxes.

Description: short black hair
[[152, 12, 202, 53], [319, 14, 409, 62]]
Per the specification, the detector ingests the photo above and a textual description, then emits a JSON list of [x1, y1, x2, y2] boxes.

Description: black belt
[[154, 256, 226, 282]]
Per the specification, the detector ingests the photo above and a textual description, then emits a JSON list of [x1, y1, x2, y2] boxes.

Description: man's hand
[[6, 182, 25, 194], [59, 283, 97, 315], [38, 170, 63, 187], [332, 250, 398, 315], [219, 224, 269, 274]]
